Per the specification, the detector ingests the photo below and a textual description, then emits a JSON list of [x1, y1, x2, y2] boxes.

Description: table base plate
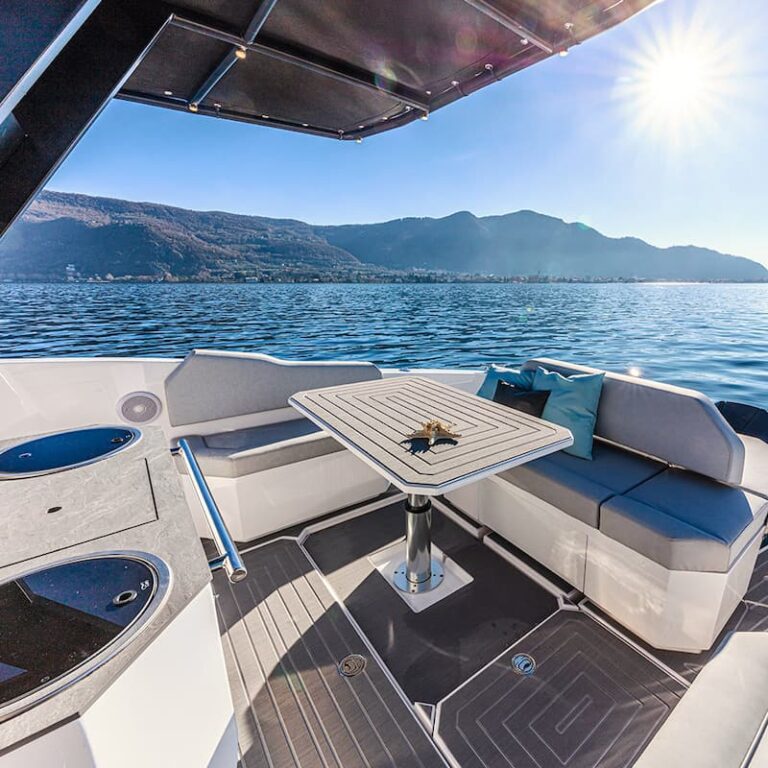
[[394, 559, 445, 594], [369, 542, 473, 613]]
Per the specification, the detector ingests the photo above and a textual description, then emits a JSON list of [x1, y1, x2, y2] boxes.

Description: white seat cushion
[[165, 349, 381, 427]]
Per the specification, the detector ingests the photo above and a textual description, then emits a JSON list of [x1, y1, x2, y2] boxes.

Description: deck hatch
[[0, 554, 168, 718], [0, 458, 158, 569]]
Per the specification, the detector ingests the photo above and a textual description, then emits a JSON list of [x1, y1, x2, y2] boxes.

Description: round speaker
[[117, 391, 163, 425]]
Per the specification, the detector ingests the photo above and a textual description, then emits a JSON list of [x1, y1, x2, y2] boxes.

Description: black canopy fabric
[[120, 0, 655, 140]]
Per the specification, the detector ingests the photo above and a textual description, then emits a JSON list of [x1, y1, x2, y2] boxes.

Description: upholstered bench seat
[[499, 440, 664, 527], [183, 419, 343, 478], [600, 468, 766, 573], [448, 356, 768, 652], [167, 350, 390, 542]]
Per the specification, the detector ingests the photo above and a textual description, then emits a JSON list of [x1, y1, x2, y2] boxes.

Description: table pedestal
[[394, 494, 444, 594]]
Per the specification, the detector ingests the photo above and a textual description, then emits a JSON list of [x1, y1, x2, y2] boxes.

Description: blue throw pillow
[[477, 364, 535, 399], [533, 368, 604, 460]]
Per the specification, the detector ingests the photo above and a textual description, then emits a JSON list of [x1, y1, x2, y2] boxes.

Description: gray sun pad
[[214, 540, 446, 768], [290, 376, 572, 493], [436, 612, 684, 768]]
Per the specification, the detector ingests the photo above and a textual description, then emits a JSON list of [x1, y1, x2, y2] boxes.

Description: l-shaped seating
[[166, 350, 390, 541], [447, 358, 768, 653], [167, 350, 767, 652]]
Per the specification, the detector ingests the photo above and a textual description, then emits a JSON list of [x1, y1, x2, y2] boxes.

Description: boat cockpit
[[1, 2, 767, 767]]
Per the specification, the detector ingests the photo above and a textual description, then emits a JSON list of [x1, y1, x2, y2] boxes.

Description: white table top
[[289, 376, 573, 495]]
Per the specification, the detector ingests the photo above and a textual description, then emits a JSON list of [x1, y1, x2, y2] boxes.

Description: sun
[[617, 9, 744, 148], [641, 48, 713, 117]]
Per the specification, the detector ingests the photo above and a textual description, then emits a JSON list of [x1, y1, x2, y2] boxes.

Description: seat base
[[447, 475, 589, 590], [585, 526, 762, 652], [446, 474, 764, 653], [181, 449, 389, 542]]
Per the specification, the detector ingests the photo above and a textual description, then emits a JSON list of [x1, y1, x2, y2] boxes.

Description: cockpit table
[[290, 376, 573, 595]]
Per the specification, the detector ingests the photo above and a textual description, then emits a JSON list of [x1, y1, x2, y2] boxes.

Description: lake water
[[1, 282, 766, 406]]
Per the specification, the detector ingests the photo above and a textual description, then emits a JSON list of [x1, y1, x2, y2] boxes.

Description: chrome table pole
[[394, 493, 444, 593]]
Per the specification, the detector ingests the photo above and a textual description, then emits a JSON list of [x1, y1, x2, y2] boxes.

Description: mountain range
[[0, 191, 764, 282]]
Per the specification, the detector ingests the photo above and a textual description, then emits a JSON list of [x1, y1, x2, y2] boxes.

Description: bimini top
[[120, 0, 656, 141]]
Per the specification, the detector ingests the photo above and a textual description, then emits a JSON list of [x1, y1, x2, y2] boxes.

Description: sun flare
[[618, 10, 745, 147], [641, 48, 713, 116]]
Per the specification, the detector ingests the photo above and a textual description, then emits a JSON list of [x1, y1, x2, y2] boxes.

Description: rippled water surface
[[1, 282, 766, 406]]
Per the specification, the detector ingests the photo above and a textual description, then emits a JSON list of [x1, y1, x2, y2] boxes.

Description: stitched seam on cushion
[[619, 463, 668, 497], [595, 460, 669, 524], [558, 448, 667, 526]]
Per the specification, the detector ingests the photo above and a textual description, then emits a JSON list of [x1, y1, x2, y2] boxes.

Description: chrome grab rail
[[175, 438, 247, 584]]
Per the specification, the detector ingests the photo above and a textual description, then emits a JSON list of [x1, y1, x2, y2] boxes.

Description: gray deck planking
[[303, 503, 559, 705], [436, 612, 684, 768], [214, 539, 447, 768], [290, 377, 572, 493]]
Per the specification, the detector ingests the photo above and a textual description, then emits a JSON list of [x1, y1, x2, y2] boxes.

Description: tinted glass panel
[[0, 427, 138, 475], [0, 557, 156, 708]]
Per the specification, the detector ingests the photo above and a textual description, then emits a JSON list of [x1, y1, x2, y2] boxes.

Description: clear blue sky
[[48, 0, 768, 265]]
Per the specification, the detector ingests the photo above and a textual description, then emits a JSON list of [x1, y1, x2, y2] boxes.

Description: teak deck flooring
[[214, 539, 446, 768], [214, 506, 768, 767]]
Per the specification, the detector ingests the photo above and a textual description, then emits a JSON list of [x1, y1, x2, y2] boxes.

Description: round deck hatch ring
[[338, 654, 366, 678], [511, 653, 536, 676]]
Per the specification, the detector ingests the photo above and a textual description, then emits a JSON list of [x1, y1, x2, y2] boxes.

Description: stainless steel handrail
[[175, 438, 247, 584]]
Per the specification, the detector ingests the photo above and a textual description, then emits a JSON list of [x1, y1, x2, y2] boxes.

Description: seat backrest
[[521, 357, 745, 485], [165, 349, 381, 427]]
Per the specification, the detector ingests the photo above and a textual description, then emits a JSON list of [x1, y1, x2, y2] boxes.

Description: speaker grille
[[118, 392, 162, 425]]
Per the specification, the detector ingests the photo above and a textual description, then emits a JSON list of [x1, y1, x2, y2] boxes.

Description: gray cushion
[[183, 418, 343, 478], [601, 469, 767, 572], [499, 440, 665, 527], [635, 632, 768, 768], [521, 358, 744, 485], [165, 349, 381, 427]]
